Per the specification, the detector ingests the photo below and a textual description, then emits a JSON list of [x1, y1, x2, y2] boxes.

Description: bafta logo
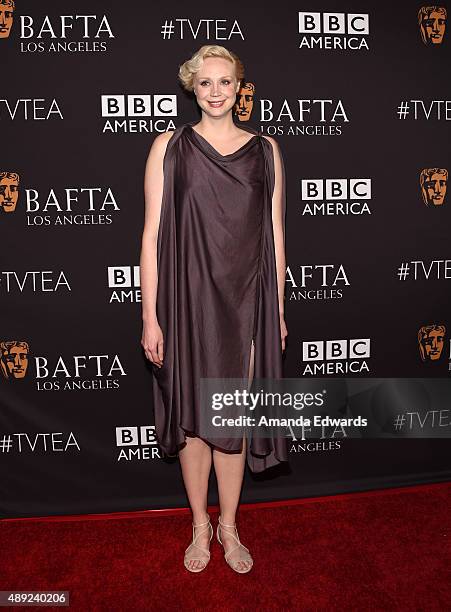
[[0, 171, 19, 213], [418, 6, 447, 45], [0, 0, 15, 39], [0, 340, 30, 379], [418, 325, 445, 362], [234, 82, 255, 122], [419, 167, 448, 206]]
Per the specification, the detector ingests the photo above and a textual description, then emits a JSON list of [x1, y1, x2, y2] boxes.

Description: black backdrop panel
[[1, 1, 450, 518]]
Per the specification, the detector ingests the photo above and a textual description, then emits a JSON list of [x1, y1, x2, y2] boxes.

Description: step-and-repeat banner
[[1, 1, 451, 518]]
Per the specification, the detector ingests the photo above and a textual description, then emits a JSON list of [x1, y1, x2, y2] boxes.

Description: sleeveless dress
[[151, 119, 288, 473]]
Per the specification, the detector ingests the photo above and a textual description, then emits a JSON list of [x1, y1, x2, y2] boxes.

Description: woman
[[140, 45, 288, 574]]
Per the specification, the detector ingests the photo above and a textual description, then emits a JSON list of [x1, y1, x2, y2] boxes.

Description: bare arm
[[140, 131, 172, 321], [140, 130, 173, 365], [262, 135, 288, 350]]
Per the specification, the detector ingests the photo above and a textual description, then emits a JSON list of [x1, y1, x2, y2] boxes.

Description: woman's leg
[[213, 340, 255, 571], [179, 435, 212, 570], [213, 436, 247, 524]]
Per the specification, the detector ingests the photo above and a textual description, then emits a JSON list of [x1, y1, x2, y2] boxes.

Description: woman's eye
[[199, 80, 231, 86]]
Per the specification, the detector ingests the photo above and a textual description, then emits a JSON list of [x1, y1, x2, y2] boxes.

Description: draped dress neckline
[[187, 120, 259, 161]]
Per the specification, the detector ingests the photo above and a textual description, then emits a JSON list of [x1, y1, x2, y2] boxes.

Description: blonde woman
[[140, 45, 288, 574]]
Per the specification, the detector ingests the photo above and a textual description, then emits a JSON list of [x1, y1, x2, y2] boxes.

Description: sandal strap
[[218, 516, 237, 529], [224, 542, 250, 563], [185, 520, 213, 557], [218, 524, 241, 546], [192, 514, 211, 528], [218, 518, 250, 558], [185, 543, 211, 558], [217, 516, 253, 571]]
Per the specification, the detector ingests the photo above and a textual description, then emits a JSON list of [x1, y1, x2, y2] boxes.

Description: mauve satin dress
[[151, 119, 288, 473]]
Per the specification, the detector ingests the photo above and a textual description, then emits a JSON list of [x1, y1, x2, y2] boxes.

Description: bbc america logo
[[116, 426, 163, 461], [298, 12, 369, 35], [303, 339, 370, 361], [301, 338, 371, 375], [101, 94, 177, 133], [101, 95, 177, 117], [116, 426, 158, 447], [301, 179, 371, 201], [301, 178, 372, 216], [108, 266, 141, 304], [108, 266, 140, 288], [298, 12, 370, 50]]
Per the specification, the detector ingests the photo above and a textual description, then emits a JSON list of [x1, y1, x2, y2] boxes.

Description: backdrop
[[1, 0, 450, 518]]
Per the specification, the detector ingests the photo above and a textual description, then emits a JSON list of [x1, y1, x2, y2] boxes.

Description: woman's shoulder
[[260, 133, 278, 147], [154, 122, 193, 146], [260, 133, 282, 158], [153, 129, 176, 146], [151, 125, 186, 157]]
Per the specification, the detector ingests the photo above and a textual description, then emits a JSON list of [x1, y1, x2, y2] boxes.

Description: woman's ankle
[[192, 511, 210, 525], [219, 514, 237, 526]]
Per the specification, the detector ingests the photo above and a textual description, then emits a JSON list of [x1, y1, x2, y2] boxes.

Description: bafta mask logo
[[0, 0, 15, 39], [419, 167, 448, 206], [418, 6, 447, 45], [234, 82, 255, 122], [0, 340, 30, 379], [0, 171, 20, 213], [418, 325, 445, 361]]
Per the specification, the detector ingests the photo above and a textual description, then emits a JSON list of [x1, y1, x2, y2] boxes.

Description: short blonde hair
[[178, 45, 245, 92]]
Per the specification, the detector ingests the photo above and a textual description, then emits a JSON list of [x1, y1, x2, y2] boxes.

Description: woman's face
[[193, 57, 239, 118]]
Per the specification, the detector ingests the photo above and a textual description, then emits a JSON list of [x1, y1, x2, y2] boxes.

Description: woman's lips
[[208, 100, 225, 107]]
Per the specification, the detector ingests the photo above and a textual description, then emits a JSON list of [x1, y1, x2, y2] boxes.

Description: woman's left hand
[[280, 314, 288, 352]]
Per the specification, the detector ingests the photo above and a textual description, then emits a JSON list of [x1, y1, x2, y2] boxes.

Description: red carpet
[[1, 482, 450, 611]]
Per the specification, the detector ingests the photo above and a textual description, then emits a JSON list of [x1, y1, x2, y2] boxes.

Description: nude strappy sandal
[[184, 514, 213, 573], [216, 515, 254, 574]]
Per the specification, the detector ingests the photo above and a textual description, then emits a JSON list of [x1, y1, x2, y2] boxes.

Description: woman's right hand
[[141, 319, 164, 368]]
